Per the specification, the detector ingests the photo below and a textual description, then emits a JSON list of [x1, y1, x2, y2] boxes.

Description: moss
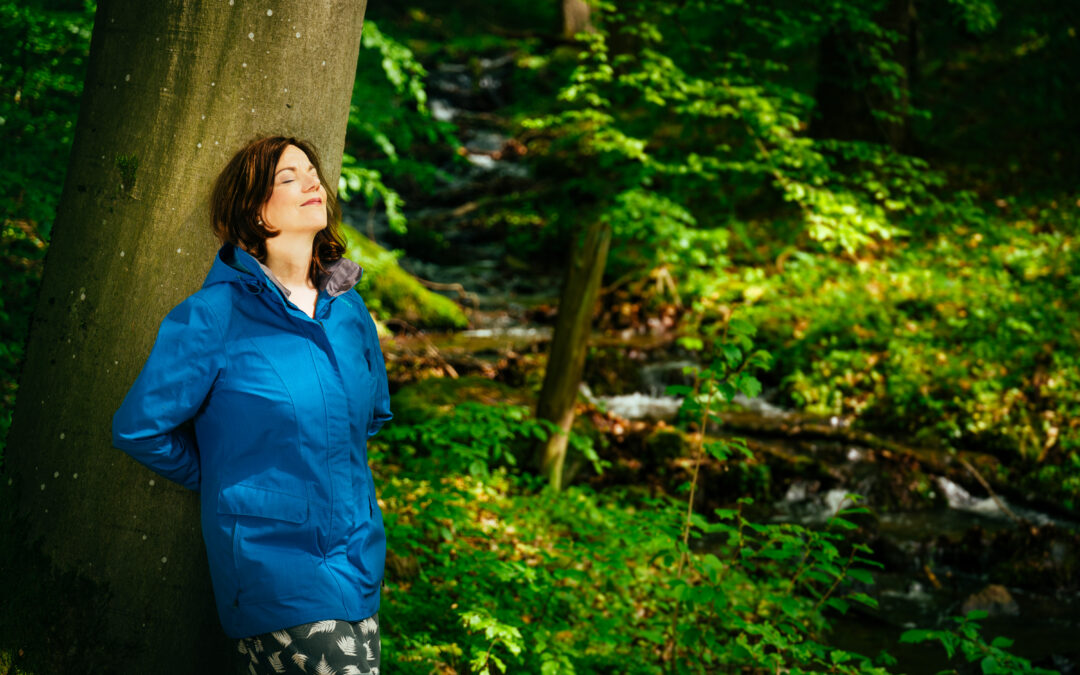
[[342, 225, 469, 330], [114, 153, 138, 194], [390, 375, 530, 426], [645, 427, 689, 463]]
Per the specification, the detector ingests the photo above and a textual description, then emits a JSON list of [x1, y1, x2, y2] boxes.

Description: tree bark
[[0, 1, 367, 672], [535, 220, 611, 491], [560, 0, 595, 39]]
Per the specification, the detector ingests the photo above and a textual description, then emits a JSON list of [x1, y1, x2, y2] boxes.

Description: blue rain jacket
[[112, 242, 392, 638]]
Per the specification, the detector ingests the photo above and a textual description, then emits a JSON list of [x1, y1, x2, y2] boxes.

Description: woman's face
[[260, 144, 327, 235]]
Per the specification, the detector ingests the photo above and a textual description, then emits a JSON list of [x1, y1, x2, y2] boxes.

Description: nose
[[303, 173, 321, 192]]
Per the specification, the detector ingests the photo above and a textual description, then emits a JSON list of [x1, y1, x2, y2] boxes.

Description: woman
[[112, 136, 392, 674]]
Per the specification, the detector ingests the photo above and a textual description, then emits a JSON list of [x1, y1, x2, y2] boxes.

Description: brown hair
[[210, 135, 346, 282]]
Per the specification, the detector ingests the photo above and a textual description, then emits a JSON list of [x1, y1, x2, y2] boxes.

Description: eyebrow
[[274, 164, 316, 176]]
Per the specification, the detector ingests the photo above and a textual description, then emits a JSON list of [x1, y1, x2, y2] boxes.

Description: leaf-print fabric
[[236, 613, 381, 675]]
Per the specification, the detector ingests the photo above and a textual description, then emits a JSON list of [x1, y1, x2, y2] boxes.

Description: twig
[[478, 635, 500, 674], [677, 381, 714, 578], [661, 369, 716, 672], [599, 268, 639, 297], [384, 318, 460, 379], [412, 276, 480, 308], [957, 455, 1029, 529], [788, 547, 813, 592], [813, 549, 856, 614]]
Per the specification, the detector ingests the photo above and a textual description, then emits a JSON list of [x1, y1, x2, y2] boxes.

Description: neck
[[263, 232, 317, 291]]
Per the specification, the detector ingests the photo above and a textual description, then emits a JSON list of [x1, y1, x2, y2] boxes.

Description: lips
[[302, 197, 322, 206]]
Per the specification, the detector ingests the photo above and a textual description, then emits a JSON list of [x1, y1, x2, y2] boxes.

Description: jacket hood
[[202, 242, 363, 298]]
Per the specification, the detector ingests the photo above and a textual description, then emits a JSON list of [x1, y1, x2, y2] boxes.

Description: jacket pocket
[[219, 482, 307, 523], [217, 483, 318, 606], [348, 488, 387, 591]]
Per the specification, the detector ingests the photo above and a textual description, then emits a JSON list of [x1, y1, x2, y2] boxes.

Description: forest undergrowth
[[366, 318, 1056, 674]]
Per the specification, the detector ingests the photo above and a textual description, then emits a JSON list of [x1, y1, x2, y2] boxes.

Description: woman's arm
[[112, 295, 226, 492], [363, 308, 393, 438]]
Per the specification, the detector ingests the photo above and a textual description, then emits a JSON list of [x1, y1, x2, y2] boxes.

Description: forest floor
[[343, 11, 1080, 671]]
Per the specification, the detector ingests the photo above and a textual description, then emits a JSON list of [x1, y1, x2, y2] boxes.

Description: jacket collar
[[317, 256, 364, 297], [202, 243, 363, 298]]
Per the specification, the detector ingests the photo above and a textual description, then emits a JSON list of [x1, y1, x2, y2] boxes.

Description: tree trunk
[[0, 1, 367, 672], [560, 0, 595, 39], [535, 220, 611, 491], [810, 0, 915, 152]]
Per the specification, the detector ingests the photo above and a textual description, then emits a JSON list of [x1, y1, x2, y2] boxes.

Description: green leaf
[[899, 629, 936, 644], [677, 336, 704, 351], [825, 597, 850, 614], [830, 649, 853, 664], [728, 317, 756, 337], [736, 372, 763, 398], [838, 506, 872, 516], [847, 593, 879, 609], [990, 636, 1014, 649], [705, 442, 731, 461]]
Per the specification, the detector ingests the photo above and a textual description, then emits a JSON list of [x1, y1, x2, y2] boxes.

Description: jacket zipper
[[265, 286, 353, 612], [304, 304, 351, 611]]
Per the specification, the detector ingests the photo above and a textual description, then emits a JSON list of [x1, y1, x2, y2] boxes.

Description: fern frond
[[273, 630, 293, 648], [315, 654, 337, 675], [358, 617, 377, 635], [306, 620, 339, 638], [336, 635, 357, 656]]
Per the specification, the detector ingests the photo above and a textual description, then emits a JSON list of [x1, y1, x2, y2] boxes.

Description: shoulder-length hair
[[210, 135, 346, 281]]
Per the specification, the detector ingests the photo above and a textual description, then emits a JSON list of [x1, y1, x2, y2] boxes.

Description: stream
[[342, 51, 1080, 673]]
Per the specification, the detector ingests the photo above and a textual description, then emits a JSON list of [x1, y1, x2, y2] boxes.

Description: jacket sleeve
[[364, 309, 393, 438], [112, 295, 225, 492]]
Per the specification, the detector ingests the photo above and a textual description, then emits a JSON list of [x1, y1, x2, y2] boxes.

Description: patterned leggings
[[234, 613, 381, 674]]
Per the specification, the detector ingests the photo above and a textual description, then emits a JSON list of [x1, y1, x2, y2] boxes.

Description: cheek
[[267, 189, 292, 211]]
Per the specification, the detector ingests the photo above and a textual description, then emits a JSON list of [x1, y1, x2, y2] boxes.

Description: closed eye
[[277, 166, 316, 184]]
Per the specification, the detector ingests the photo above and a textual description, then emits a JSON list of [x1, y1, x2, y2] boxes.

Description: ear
[[258, 207, 279, 233]]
